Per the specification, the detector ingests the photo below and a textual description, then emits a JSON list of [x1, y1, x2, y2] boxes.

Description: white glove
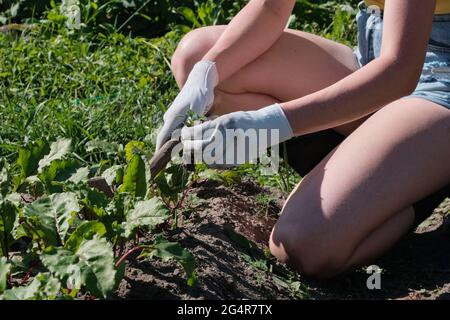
[[156, 60, 219, 151], [180, 103, 294, 168]]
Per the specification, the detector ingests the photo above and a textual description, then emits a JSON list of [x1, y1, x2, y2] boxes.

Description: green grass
[[0, 26, 181, 162]]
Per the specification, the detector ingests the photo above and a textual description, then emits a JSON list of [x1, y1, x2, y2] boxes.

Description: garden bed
[[115, 180, 450, 300]]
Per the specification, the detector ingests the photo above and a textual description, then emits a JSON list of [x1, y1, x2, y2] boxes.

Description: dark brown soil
[[115, 179, 450, 300], [116, 180, 295, 300]]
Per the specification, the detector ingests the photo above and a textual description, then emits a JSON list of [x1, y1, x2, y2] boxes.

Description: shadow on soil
[[308, 222, 450, 300]]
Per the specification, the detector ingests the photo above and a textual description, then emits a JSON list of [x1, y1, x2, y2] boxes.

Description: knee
[[269, 215, 348, 279], [171, 27, 215, 85]]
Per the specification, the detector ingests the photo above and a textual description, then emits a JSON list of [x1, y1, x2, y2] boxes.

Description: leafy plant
[[0, 137, 202, 298], [0, 257, 11, 293], [120, 154, 147, 198], [1, 273, 63, 300], [37, 138, 72, 171], [225, 227, 309, 299], [121, 198, 170, 238], [41, 235, 116, 298], [23, 192, 80, 246], [17, 140, 50, 179]]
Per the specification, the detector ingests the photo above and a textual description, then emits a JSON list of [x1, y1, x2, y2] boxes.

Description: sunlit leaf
[[24, 192, 80, 246], [101, 165, 122, 186], [65, 221, 107, 252], [124, 141, 146, 163], [121, 198, 169, 238], [38, 138, 72, 172], [0, 159, 11, 197], [38, 159, 80, 193], [41, 236, 116, 298], [177, 7, 200, 27], [68, 167, 90, 184], [120, 154, 147, 198], [17, 140, 50, 178]]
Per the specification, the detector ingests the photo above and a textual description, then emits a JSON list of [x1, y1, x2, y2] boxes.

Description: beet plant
[[0, 138, 202, 299]]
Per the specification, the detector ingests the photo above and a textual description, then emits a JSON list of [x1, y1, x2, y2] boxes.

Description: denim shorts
[[354, 4, 450, 109]]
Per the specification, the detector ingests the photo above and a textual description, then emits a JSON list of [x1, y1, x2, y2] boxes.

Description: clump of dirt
[[115, 178, 450, 300]]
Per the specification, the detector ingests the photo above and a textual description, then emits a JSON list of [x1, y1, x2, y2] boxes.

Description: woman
[[156, 0, 450, 279]]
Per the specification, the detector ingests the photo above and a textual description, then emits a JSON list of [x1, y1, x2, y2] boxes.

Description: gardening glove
[[155, 60, 219, 151], [180, 103, 294, 168]]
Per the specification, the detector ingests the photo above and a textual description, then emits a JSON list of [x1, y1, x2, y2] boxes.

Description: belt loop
[[364, 15, 372, 63], [358, 1, 383, 18], [358, 1, 366, 11]]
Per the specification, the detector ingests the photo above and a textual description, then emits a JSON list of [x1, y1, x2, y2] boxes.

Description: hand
[[156, 60, 219, 151], [180, 103, 294, 168]]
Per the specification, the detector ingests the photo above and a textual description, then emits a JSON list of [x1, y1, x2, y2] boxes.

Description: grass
[[0, 26, 181, 163], [0, 2, 358, 148]]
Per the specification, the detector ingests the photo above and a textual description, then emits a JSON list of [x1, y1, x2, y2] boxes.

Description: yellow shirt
[[365, 0, 450, 15]]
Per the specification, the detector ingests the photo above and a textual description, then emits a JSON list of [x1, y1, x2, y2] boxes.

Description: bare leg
[[269, 98, 450, 278], [170, 26, 364, 134], [171, 26, 450, 279]]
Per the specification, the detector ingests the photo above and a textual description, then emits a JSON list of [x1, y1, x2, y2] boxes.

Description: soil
[[115, 179, 450, 300], [116, 180, 294, 300]]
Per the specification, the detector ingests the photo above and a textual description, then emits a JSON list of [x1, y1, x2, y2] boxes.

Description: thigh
[[218, 29, 359, 101], [275, 98, 450, 265], [177, 26, 358, 99], [175, 25, 363, 134]]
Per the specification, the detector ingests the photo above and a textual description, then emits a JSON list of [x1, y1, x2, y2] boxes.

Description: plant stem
[[170, 180, 195, 229], [115, 246, 143, 269], [173, 180, 195, 212], [171, 211, 178, 230], [118, 238, 125, 259]]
